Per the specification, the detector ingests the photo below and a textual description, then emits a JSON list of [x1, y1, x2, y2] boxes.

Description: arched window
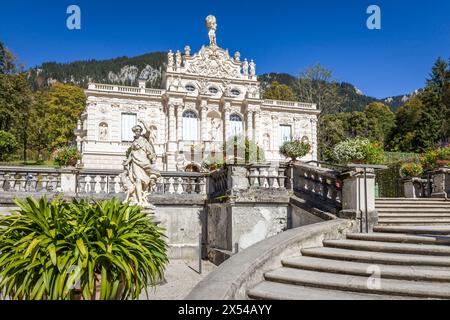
[[183, 110, 198, 141], [229, 114, 243, 137]]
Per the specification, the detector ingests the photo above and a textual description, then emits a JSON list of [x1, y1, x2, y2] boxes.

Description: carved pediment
[[184, 46, 242, 79]]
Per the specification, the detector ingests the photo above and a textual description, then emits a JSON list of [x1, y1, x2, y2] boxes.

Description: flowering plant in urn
[[279, 140, 311, 162]]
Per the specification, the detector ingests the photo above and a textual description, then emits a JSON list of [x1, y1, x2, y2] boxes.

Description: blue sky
[[1, 0, 449, 98]]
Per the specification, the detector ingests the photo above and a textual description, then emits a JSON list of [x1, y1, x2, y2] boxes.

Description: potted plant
[[51, 146, 81, 167], [400, 162, 424, 178], [0, 196, 168, 300], [421, 146, 450, 170], [400, 162, 424, 198], [279, 140, 311, 162]]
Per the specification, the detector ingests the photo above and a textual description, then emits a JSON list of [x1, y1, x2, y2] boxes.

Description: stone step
[[376, 198, 448, 202], [379, 213, 450, 218], [323, 239, 450, 256], [347, 232, 450, 245], [282, 256, 450, 282], [377, 208, 450, 213], [264, 267, 450, 299], [301, 247, 450, 267], [378, 217, 450, 222], [378, 220, 450, 226], [373, 225, 450, 235], [376, 203, 450, 208], [248, 281, 413, 300]]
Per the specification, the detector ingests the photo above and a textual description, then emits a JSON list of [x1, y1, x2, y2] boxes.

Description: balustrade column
[[168, 104, 176, 142], [176, 105, 183, 142]]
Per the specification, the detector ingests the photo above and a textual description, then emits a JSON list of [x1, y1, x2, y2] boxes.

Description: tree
[[0, 73, 33, 161], [0, 130, 18, 161], [295, 64, 344, 115], [0, 42, 20, 75], [318, 114, 346, 161], [364, 102, 395, 145], [33, 83, 86, 151], [262, 81, 297, 101]]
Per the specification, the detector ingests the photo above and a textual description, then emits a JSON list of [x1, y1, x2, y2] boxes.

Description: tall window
[[183, 110, 198, 141], [121, 113, 137, 142], [229, 114, 243, 137], [280, 125, 292, 144]]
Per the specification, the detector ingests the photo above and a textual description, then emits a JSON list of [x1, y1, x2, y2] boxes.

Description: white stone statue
[[242, 59, 249, 76], [205, 15, 217, 47], [175, 50, 182, 69], [122, 121, 160, 207], [250, 59, 256, 77], [234, 51, 241, 62], [209, 118, 221, 141], [168, 50, 174, 69], [99, 123, 108, 140], [184, 45, 191, 57]]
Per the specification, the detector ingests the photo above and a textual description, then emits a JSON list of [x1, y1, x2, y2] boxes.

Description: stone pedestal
[[431, 168, 450, 198], [339, 168, 377, 233]]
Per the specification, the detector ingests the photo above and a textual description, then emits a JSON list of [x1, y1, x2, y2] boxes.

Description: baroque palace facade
[[76, 16, 319, 171]]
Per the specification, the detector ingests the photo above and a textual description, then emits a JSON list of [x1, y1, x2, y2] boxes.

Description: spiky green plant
[[0, 196, 168, 300]]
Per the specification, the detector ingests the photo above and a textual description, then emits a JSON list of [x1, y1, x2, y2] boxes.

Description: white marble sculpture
[[168, 50, 174, 69], [122, 121, 160, 207], [250, 59, 256, 77], [175, 50, 182, 69], [205, 15, 217, 47], [242, 59, 249, 76]]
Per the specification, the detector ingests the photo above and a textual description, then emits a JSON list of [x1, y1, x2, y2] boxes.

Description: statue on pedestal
[[242, 59, 249, 77], [121, 120, 160, 208], [249, 59, 256, 77], [167, 51, 174, 70], [205, 15, 217, 47]]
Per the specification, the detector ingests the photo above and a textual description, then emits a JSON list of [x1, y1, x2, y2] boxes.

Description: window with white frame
[[280, 124, 292, 144], [183, 110, 198, 141], [121, 113, 137, 142], [229, 114, 243, 137]]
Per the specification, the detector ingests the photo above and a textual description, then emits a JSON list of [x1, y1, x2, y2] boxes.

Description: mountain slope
[[28, 52, 411, 112]]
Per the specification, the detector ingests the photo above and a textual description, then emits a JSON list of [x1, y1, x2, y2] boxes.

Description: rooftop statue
[[205, 15, 217, 47], [121, 120, 160, 208]]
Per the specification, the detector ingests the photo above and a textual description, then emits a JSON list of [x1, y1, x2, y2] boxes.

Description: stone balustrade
[[87, 83, 165, 96], [291, 163, 343, 209], [263, 99, 317, 110], [0, 167, 206, 196]]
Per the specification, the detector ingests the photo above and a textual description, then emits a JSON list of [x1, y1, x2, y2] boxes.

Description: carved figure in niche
[[99, 122, 108, 140], [263, 133, 270, 150], [209, 118, 222, 141], [149, 125, 157, 144]]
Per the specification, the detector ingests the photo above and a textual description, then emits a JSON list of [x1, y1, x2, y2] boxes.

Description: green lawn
[[0, 160, 56, 168]]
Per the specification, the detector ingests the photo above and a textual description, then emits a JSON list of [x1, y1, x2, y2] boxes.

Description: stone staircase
[[248, 198, 450, 300], [376, 198, 450, 226]]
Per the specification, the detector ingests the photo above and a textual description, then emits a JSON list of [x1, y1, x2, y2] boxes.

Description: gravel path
[[139, 259, 217, 300]]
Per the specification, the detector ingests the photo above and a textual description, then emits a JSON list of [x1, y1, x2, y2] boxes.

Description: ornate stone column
[[223, 104, 231, 140], [310, 118, 318, 161], [272, 115, 279, 153], [201, 102, 208, 141], [254, 111, 261, 146], [168, 104, 176, 142], [176, 105, 183, 142], [246, 110, 253, 141]]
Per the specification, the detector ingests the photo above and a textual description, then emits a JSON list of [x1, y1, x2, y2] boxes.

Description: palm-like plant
[[0, 196, 168, 300]]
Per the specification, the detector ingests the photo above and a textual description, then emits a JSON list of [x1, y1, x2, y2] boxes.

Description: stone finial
[[184, 45, 191, 57], [242, 58, 249, 76], [234, 51, 241, 62]]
